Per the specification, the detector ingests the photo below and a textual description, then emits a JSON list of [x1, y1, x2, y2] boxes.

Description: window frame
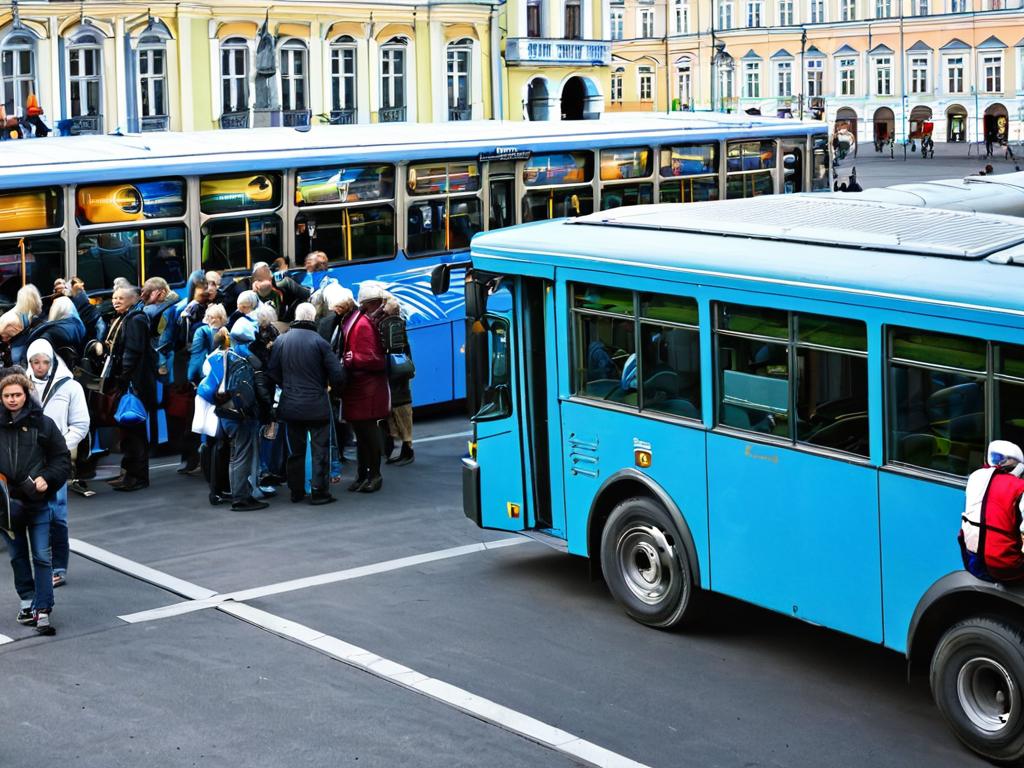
[[405, 159, 482, 258], [279, 38, 308, 112], [137, 38, 168, 119], [329, 36, 358, 114], [446, 39, 473, 114], [380, 39, 407, 111], [220, 36, 250, 115], [67, 31, 104, 121], [0, 31, 37, 117]]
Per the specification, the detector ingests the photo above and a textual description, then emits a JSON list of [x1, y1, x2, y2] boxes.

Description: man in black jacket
[[105, 286, 156, 492], [266, 303, 345, 505]]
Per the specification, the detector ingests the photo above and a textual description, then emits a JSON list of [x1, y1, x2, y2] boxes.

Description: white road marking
[[0, 633, 13, 645], [70, 539, 217, 600], [221, 602, 649, 768], [414, 430, 471, 444], [119, 537, 525, 624]]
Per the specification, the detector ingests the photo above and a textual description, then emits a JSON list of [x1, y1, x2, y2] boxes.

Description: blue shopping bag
[[114, 386, 148, 425]]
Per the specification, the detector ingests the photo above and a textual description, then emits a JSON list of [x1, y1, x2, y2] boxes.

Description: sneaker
[[231, 498, 270, 512], [16, 608, 35, 625], [52, 572, 66, 588], [34, 610, 55, 636]]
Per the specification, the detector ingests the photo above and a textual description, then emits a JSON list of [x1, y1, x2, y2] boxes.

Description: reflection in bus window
[[781, 139, 805, 194], [640, 293, 701, 419], [523, 188, 593, 221], [600, 147, 652, 180], [658, 143, 719, 202], [295, 205, 395, 263], [811, 134, 830, 191], [407, 197, 482, 255], [725, 140, 776, 199], [488, 178, 515, 231], [718, 334, 790, 436], [600, 183, 653, 210], [524, 152, 594, 186], [407, 162, 480, 195], [576, 314, 637, 404], [0, 188, 61, 233], [295, 165, 394, 205], [201, 215, 281, 271], [77, 225, 187, 287], [0, 235, 64, 304], [200, 173, 281, 214], [77, 179, 185, 225]]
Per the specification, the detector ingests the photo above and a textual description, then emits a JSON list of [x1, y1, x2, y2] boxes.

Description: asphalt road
[[0, 413, 988, 767]]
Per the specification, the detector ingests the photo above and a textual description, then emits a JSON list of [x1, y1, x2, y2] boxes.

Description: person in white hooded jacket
[[27, 338, 89, 588]]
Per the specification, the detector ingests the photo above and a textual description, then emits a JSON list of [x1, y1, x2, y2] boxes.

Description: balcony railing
[[448, 106, 472, 121], [220, 110, 251, 129], [70, 115, 103, 135], [283, 109, 311, 128], [379, 106, 407, 123], [141, 115, 169, 132], [505, 38, 611, 67], [329, 108, 357, 125]]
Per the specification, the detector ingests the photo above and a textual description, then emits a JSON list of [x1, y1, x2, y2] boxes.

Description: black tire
[[931, 617, 1024, 763], [599, 496, 697, 629]]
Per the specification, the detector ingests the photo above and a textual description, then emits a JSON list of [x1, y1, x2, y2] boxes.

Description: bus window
[[488, 177, 515, 230], [524, 152, 594, 186], [725, 140, 775, 199], [889, 328, 986, 476], [406, 161, 483, 257], [572, 283, 636, 403], [780, 139, 805, 194], [600, 183, 653, 210], [0, 234, 64, 304], [639, 294, 701, 419], [995, 344, 1024, 449], [296, 205, 395, 262], [600, 147, 652, 181], [473, 316, 513, 421], [523, 188, 593, 222], [77, 225, 187, 287], [77, 179, 185, 225], [811, 134, 830, 191], [0, 188, 61, 233], [295, 165, 394, 205], [658, 143, 719, 203], [202, 215, 281, 271], [200, 173, 281, 214]]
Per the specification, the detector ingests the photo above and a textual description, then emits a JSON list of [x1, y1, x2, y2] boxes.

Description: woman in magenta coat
[[341, 281, 391, 493]]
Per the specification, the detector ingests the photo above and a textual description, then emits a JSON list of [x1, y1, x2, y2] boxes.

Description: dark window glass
[[996, 380, 1024, 449], [726, 140, 776, 171], [725, 171, 774, 199], [797, 313, 866, 352], [523, 187, 594, 221], [296, 165, 394, 206], [524, 152, 594, 186], [659, 144, 718, 176], [576, 314, 637, 405], [811, 133, 830, 190], [995, 343, 1024, 379], [641, 323, 701, 418], [200, 173, 281, 214], [202, 215, 281, 271], [717, 335, 789, 436], [781, 139, 805, 194], [296, 205, 395, 264], [0, 235, 64, 304], [796, 348, 869, 456], [77, 179, 185, 225], [473, 315, 513, 421], [0, 188, 61, 233], [640, 293, 698, 325], [600, 147, 652, 180], [658, 176, 719, 203], [891, 327, 986, 372], [77, 226, 187, 287], [574, 284, 633, 314], [407, 197, 482, 256], [600, 183, 653, 209], [718, 303, 788, 338]]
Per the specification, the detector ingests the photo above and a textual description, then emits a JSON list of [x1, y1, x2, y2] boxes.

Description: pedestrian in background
[[381, 296, 415, 467]]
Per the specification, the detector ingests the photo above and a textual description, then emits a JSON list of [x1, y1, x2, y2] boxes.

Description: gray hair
[[203, 303, 227, 326], [48, 296, 75, 322], [255, 303, 278, 328], [236, 290, 259, 312], [293, 302, 316, 322]]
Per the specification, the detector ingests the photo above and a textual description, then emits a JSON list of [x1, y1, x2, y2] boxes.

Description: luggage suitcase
[[200, 436, 232, 504]]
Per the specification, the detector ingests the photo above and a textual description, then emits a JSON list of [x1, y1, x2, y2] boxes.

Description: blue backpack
[[214, 351, 259, 420]]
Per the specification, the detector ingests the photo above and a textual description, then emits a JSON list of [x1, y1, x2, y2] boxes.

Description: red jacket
[[341, 311, 390, 421]]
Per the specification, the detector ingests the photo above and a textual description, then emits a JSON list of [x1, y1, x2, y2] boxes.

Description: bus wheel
[[931, 617, 1024, 763], [600, 496, 695, 629]]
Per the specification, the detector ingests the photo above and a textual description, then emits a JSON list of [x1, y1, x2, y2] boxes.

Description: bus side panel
[[878, 472, 963, 654], [707, 433, 883, 643], [451, 319, 466, 401], [408, 323, 453, 406], [559, 400, 708, 571]]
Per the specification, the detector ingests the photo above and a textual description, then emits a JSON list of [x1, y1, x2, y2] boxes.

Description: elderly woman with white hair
[[229, 289, 260, 357], [317, 284, 356, 352]]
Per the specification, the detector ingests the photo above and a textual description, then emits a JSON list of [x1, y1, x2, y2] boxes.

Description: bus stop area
[[0, 412, 985, 768]]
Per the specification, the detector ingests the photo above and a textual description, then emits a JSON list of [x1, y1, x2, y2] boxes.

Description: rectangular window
[[640, 9, 655, 37], [777, 61, 793, 97], [746, 0, 764, 26], [810, 0, 825, 21], [380, 46, 406, 111], [611, 72, 623, 101], [528, 0, 543, 36], [600, 147, 652, 181], [296, 205, 395, 264], [947, 56, 964, 93], [806, 59, 823, 96], [0, 188, 61, 233], [280, 45, 307, 111], [876, 0, 892, 15], [77, 225, 187, 287], [296, 165, 395, 206], [911, 56, 929, 94], [330, 45, 357, 112], [565, 0, 582, 38], [659, 143, 720, 202], [719, 1, 734, 28], [779, 0, 794, 25], [405, 161, 481, 256], [915, 0, 929, 12], [69, 46, 102, 118], [725, 139, 775, 199], [716, 303, 869, 456], [983, 55, 1002, 93], [76, 179, 185, 225], [0, 234, 63, 304], [841, 0, 857, 19], [600, 183, 653, 210], [572, 285, 702, 418], [780, 137, 804, 193], [811, 133, 830, 190], [447, 45, 471, 113], [522, 187, 594, 221], [221, 44, 248, 114], [639, 68, 653, 100], [200, 173, 281, 215], [138, 48, 167, 118], [1, 44, 36, 116], [524, 151, 594, 186], [609, 9, 624, 40], [951, 0, 966, 11], [744, 62, 761, 98], [202, 215, 281, 272], [875, 57, 892, 95], [839, 58, 857, 96], [677, 67, 692, 105], [674, 0, 689, 32]]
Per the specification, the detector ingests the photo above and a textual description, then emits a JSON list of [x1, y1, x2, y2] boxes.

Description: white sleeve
[[64, 381, 90, 450]]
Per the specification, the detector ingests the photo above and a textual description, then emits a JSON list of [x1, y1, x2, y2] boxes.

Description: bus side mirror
[[465, 279, 487, 320], [430, 264, 451, 296]]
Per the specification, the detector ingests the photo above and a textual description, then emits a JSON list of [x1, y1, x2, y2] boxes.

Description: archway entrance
[[985, 103, 1009, 143], [560, 76, 601, 120], [526, 78, 550, 121], [873, 107, 894, 144], [946, 104, 967, 143], [835, 107, 858, 141], [909, 105, 933, 139]]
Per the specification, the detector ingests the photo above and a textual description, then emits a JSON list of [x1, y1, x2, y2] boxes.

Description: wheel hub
[[957, 656, 1019, 734], [616, 524, 676, 606]]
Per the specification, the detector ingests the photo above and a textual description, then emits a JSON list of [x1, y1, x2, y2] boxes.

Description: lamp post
[[711, 40, 727, 112]]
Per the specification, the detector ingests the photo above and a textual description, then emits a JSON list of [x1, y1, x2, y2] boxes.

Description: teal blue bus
[[436, 195, 1024, 763]]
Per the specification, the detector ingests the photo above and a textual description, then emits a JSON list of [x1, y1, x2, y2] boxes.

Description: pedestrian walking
[[0, 372, 71, 636], [26, 339, 88, 588], [266, 302, 346, 505]]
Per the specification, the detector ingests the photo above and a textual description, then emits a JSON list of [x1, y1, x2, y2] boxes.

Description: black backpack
[[374, 313, 414, 381]]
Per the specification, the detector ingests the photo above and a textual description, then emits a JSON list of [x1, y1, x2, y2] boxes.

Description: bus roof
[[4, 115, 821, 188], [470, 196, 1024, 320]]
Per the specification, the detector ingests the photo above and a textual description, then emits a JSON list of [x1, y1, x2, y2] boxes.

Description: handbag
[[388, 352, 415, 381], [114, 385, 148, 425], [164, 381, 195, 421], [191, 396, 221, 438]]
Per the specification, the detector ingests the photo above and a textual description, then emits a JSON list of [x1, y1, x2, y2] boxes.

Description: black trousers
[[119, 422, 149, 481], [285, 420, 331, 496], [351, 419, 382, 481]]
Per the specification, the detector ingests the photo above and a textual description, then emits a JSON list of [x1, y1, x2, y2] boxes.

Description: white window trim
[[278, 38, 309, 112], [980, 50, 1004, 94], [774, 58, 793, 97], [66, 30, 105, 120], [907, 52, 931, 95], [219, 36, 252, 117], [836, 56, 859, 97]]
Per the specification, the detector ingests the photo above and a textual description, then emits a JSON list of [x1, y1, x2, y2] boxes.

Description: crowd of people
[[0, 253, 416, 635]]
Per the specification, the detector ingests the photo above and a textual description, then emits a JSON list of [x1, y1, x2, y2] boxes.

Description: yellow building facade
[[608, 0, 1024, 143], [0, 0, 499, 134]]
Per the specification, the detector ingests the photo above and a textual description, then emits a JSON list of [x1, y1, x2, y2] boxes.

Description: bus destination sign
[[478, 146, 533, 163]]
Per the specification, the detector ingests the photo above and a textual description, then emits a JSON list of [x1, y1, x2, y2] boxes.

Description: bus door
[[464, 276, 552, 532], [488, 176, 515, 231]]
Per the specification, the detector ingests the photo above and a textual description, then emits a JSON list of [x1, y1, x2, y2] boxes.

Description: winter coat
[[229, 312, 258, 357], [71, 290, 104, 342], [341, 311, 390, 421], [107, 304, 157, 407], [266, 320, 346, 424], [26, 315, 86, 360], [188, 325, 220, 384], [26, 339, 89, 452], [0, 397, 71, 504], [250, 323, 279, 368]]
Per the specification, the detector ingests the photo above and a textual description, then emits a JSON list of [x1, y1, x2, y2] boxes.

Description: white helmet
[[988, 440, 1024, 468]]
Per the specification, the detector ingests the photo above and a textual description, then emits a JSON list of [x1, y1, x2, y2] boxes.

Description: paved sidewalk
[[834, 139, 1023, 189]]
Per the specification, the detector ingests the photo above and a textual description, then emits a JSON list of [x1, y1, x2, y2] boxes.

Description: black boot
[[394, 443, 414, 467]]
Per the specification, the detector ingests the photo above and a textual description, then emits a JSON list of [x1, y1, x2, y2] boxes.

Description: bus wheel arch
[[587, 470, 702, 628]]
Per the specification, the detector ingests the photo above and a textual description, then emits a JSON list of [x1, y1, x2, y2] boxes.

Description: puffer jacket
[[266, 320, 346, 423], [0, 397, 71, 504], [26, 338, 90, 451]]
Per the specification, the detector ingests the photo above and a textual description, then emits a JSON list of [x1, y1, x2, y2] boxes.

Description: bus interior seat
[[803, 413, 869, 454], [643, 369, 680, 399], [585, 379, 620, 398], [659, 399, 699, 419], [927, 382, 983, 425], [899, 433, 941, 468]]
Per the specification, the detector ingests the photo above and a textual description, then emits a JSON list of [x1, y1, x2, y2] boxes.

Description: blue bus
[[1, 115, 828, 408], [442, 194, 1024, 762]]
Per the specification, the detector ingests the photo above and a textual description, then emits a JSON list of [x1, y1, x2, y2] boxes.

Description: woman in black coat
[[0, 372, 71, 635]]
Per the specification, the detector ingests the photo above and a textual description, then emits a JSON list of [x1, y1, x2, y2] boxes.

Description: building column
[[358, 32, 372, 124], [430, 20, 444, 121], [113, 17, 128, 131]]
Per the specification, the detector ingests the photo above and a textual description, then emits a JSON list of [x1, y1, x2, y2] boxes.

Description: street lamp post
[[711, 40, 726, 112]]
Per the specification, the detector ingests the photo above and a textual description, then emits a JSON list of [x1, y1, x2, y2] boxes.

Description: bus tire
[[930, 616, 1024, 763], [600, 496, 696, 629]]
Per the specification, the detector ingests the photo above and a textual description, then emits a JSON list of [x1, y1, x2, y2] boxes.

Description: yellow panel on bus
[[0, 189, 61, 233]]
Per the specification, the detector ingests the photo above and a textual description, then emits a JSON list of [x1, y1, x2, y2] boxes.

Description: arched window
[[279, 38, 307, 112], [137, 26, 170, 130], [380, 37, 407, 122], [329, 35, 357, 123], [67, 28, 104, 131], [447, 38, 472, 120], [221, 36, 249, 115], [0, 30, 36, 117]]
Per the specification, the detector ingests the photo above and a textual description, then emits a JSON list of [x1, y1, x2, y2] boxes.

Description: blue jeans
[[5, 504, 54, 612], [50, 485, 69, 575], [222, 418, 260, 503]]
